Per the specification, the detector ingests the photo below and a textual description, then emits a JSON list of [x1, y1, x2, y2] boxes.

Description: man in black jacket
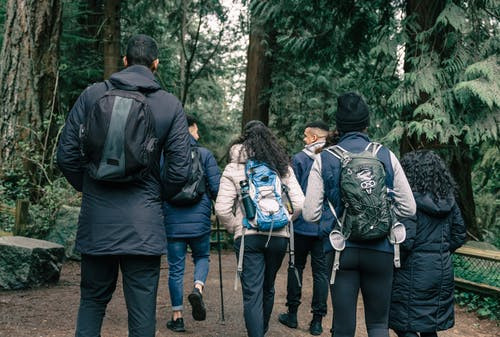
[[57, 34, 191, 337]]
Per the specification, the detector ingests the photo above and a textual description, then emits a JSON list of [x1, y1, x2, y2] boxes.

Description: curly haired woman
[[389, 150, 467, 337], [215, 120, 304, 337]]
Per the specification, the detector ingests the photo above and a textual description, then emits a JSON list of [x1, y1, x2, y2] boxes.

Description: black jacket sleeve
[[449, 202, 466, 252], [161, 102, 192, 199], [56, 88, 90, 191], [204, 150, 221, 200], [400, 215, 417, 252]]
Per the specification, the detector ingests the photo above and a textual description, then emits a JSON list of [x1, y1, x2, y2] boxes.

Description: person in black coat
[[57, 34, 191, 337], [389, 150, 467, 337], [163, 115, 221, 332]]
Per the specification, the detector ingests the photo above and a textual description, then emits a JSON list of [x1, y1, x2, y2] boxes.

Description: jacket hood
[[415, 192, 455, 217], [302, 141, 325, 160], [109, 65, 161, 92], [229, 144, 248, 164]]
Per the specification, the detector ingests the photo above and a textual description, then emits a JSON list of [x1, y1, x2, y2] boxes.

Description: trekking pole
[[214, 206, 225, 322]]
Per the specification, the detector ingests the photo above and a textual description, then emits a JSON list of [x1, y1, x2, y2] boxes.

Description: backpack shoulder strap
[[104, 80, 113, 90], [365, 142, 383, 156], [324, 145, 347, 160]]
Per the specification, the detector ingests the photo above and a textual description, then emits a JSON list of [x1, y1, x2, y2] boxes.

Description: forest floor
[[0, 251, 498, 337]]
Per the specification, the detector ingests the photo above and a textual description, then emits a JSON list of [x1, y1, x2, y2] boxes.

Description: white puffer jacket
[[215, 144, 304, 240]]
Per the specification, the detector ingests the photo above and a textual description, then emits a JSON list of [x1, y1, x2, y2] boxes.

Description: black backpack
[[79, 82, 159, 182], [166, 146, 206, 206]]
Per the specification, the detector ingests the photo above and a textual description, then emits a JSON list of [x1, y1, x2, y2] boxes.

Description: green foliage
[[455, 290, 499, 320], [25, 178, 80, 239], [59, 0, 104, 112], [472, 144, 499, 245], [256, 0, 402, 152], [390, 1, 499, 149], [0, 0, 5, 47]]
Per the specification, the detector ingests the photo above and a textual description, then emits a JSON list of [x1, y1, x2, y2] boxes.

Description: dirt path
[[0, 251, 497, 337]]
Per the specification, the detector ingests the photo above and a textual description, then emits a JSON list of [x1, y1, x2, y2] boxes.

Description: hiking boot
[[188, 287, 206, 321], [278, 312, 298, 329], [166, 317, 185, 332], [309, 319, 323, 336]]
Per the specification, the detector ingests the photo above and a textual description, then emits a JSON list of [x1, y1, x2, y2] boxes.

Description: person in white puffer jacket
[[215, 120, 304, 337]]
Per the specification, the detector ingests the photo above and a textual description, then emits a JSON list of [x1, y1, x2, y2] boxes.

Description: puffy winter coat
[[389, 192, 466, 332], [57, 65, 191, 255], [214, 144, 304, 240], [163, 136, 221, 238]]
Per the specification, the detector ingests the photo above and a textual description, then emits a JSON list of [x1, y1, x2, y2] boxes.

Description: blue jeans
[[167, 234, 210, 311]]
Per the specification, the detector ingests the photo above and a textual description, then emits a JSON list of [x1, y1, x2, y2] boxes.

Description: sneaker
[[309, 319, 323, 336], [278, 312, 298, 329], [188, 287, 206, 321], [166, 317, 185, 332]]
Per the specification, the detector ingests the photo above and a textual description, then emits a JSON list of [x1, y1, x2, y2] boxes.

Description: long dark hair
[[400, 150, 457, 201], [230, 120, 290, 176]]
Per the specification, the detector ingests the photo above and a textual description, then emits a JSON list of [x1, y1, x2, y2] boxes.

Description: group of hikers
[[57, 34, 467, 337]]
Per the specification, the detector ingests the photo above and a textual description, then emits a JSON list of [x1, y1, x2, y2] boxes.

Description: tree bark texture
[[241, 17, 275, 129], [103, 0, 120, 79], [0, 0, 62, 169], [449, 145, 480, 239]]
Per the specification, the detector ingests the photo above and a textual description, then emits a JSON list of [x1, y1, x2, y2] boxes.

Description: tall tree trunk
[[103, 0, 121, 79], [241, 12, 275, 129], [0, 0, 62, 175], [179, 0, 188, 101], [401, 0, 479, 238], [449, 145, 480, 239]]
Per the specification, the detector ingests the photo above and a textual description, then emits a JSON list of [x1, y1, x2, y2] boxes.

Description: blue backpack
[[235, 160, 300, 291], [243, 160, 290, 231]]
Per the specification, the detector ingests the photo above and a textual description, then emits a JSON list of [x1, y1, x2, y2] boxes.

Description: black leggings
[[328, 247, 394, 337], [395, 331, 438, 337]]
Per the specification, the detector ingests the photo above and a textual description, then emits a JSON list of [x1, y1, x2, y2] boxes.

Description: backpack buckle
[[329, 230, 346, 251], [341, 156, 352, 168], [389, 222, 406, 244]]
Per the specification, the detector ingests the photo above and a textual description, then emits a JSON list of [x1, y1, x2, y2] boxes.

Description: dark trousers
[[286, 233, 328, 316], [75, 254, 161, 337], [327, 248, 394, 337], [235, 235, 288, 337], [395, 331, 438, 337]]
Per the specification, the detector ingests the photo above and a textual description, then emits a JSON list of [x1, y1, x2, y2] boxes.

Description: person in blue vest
[[278, 121, 330, 336], [303, 92, 416, 337], [163, 114, 221, 332]]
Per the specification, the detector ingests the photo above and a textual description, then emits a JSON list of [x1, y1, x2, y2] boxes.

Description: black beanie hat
[[336, 92, 370, 133]]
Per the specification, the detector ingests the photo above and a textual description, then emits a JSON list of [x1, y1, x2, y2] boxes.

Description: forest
[[0, 0, 498, 248]]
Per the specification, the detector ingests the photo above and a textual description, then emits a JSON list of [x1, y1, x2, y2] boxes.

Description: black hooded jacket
[[57, 65, 191, 255], [389, 192, 466, 332]]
